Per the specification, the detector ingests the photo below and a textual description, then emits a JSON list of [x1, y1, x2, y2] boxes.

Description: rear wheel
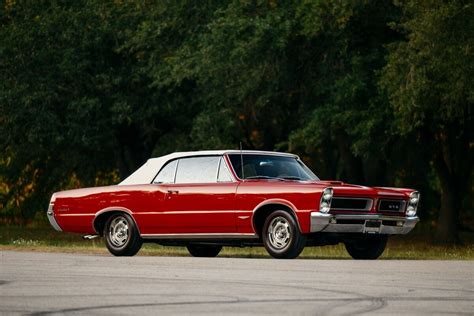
[[344, 235, 388, 260], [187, 244, 222, 257], [104, 213, 143, 256], [262, 210, 306, 259]]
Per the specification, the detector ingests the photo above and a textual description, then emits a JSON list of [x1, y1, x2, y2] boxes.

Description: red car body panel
[[52, 182, 318, 235], [49, 151, 419, 238]]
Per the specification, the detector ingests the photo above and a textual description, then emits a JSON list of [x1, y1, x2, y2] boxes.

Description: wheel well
[[253, 204, 299, 237], [93, 211, 126, 236]]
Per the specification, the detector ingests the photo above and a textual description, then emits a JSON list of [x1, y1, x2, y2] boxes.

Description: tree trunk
[[335, 130, 365, 184], [436, 178, 460, 244], [433, 138, 460, 244]]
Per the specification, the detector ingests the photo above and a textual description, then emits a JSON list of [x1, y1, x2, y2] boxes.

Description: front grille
[[330, 197, 372, 211], [378, 199, 406, 212]]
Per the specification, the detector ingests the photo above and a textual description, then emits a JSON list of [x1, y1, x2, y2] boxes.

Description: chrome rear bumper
[[47, 203, 62, 231], [310, 212, 419, 234]]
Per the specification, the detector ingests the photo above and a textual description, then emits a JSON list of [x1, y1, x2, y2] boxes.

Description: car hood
[[314, 180, 410, 198], [242, 179, 412, 198]]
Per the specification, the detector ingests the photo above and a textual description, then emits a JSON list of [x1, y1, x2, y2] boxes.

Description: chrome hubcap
[[108, 216, 129, 247], [267, 216, 291, 249]]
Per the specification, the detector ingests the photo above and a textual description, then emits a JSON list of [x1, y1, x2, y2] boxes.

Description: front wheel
[[262, 210, 306, 259], [187, 244, 222, 257], [104, 213, 143, 256], [344, 235, 388, 260]]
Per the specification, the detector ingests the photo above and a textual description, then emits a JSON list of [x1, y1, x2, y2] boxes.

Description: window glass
[[228, 154, 319, 181], [154, 160, 178, 183], [175, 156, 219, 183], [217, 157, 233, 182]]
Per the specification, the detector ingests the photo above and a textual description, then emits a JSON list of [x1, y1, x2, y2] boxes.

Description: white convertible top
[[119, 150, 297, 185]]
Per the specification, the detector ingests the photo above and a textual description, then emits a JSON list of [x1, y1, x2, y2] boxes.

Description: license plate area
[[364, 220, 381, 233]]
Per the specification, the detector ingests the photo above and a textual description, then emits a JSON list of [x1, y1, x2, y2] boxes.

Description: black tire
[[187, 244, 222, 257], [262, 210, 306, 259], [344, 235, 388, 260], [104, 213, 143, 256]]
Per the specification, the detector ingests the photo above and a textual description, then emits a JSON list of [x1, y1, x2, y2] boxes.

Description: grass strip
[[1, 226, 473, 260]]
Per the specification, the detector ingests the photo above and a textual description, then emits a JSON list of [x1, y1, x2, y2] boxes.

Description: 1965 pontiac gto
[[47, 150, 420, 259]]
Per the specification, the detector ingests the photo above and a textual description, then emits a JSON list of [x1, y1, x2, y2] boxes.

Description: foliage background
[[0, 0, 472, 244]]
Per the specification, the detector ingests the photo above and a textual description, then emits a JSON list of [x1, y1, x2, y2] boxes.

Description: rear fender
[[93, 207, 140, 236]]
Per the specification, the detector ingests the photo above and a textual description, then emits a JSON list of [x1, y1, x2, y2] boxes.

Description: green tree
[[0, 1, 207, 221], [381, 0, 474, 243], [288, 0, 403, 184], [0, 0, 472, 244]]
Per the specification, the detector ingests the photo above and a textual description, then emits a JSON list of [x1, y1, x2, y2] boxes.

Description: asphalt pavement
[[0, 251, 473, 315]]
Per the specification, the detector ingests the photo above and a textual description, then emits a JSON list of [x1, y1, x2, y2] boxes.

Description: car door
[[159, 156, 238, 234]]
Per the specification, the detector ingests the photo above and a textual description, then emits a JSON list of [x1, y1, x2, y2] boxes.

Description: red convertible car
[[47, 150, 419, 259]]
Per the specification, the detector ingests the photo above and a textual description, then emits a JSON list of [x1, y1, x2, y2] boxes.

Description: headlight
[[406, 191, 420, 217], [320, 187, 333, 214], [323, 192, 332, 200]]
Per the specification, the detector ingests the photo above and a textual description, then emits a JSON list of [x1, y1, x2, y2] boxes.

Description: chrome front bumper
[[47, 203, 62, 231], [310, 212, 419, 234]]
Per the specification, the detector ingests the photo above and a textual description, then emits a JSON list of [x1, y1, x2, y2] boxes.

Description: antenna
[[240, 141, 245, 180]]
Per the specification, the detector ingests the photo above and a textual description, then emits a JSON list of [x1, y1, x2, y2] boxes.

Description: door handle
[[167, 190, 179, 195]]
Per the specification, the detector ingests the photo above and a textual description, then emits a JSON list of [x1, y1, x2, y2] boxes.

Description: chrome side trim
[[133, 210, 252, 215], [57, 213, 95, 217], [160, 210, 237, 214], [141, 233, 258, 240], [47, 203, 62, 232], [310, 212, 419, 235]]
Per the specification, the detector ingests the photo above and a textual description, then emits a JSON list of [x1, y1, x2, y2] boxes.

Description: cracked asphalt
[[1, 251, 473, 315]]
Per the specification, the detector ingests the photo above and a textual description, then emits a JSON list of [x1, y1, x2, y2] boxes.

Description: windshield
[[228, 154, 319, 181]]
